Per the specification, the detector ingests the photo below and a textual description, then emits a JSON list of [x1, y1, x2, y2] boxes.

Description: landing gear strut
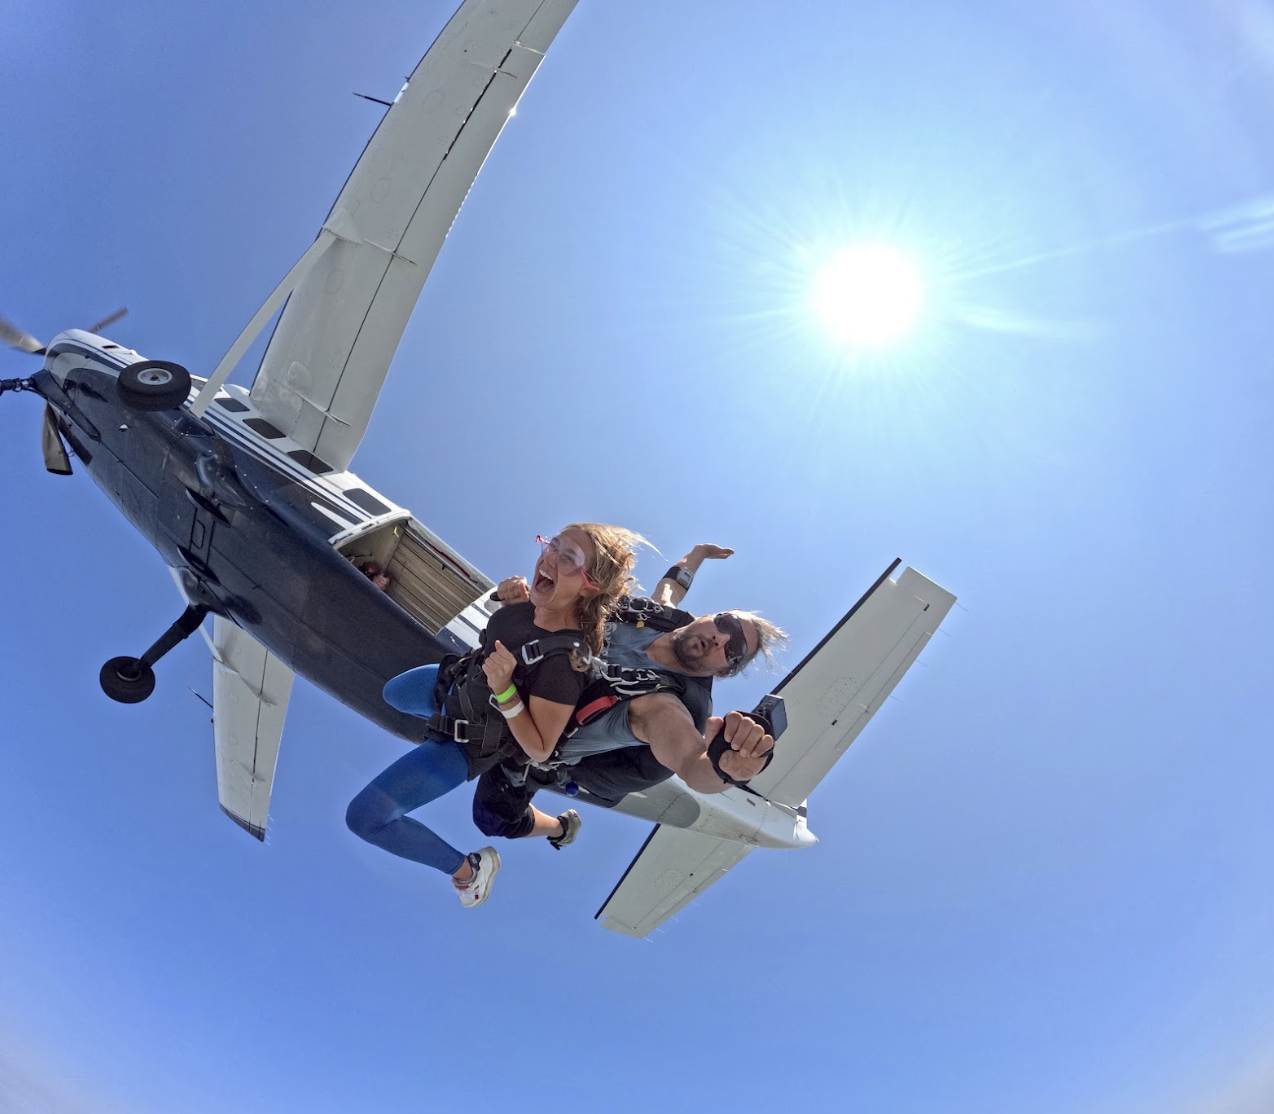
[[100, 604, 208, 704]]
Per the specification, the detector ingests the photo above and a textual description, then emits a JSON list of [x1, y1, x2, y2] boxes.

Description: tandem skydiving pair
[[344, 529, 785, 907]]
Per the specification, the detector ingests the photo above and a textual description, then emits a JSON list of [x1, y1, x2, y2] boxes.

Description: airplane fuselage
[[40, 331, 469, 742], [29, 329, 830, 861]]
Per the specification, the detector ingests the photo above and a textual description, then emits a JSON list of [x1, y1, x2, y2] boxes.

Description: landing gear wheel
[[118, 361, 192, 412], [99, 656, 157, 704]]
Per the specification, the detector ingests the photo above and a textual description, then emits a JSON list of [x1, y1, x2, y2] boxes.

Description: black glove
[[706, 710, 777, 787]]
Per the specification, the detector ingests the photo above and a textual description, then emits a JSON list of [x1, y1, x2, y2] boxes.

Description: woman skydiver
[[345, 523, 642, 907]]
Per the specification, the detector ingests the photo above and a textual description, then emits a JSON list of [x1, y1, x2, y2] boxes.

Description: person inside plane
[[357, 560, 393, 591], [345, 523, 644, 907], [469, 543, 785, 851]]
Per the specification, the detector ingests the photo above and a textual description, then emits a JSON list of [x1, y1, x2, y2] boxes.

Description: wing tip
[[597, 915, 647, 938], [594, 823, 661, 920], [220, 804, 267, 841]]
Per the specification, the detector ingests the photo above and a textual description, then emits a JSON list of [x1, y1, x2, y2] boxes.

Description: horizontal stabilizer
[[594, 562, 955, 937], [596, 825, 753, 938], [748, 562, 956, 807]]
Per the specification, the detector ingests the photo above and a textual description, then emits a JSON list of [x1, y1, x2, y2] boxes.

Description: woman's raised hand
[[481, 640, 517, 693], [496, 576, 530, 603]]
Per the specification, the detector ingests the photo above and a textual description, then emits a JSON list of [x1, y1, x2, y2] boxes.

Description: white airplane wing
[[249, 0, 579, 472], [595, 561, 956, 937], [595, 826, 754, 938], [206, 616, 296, 840]]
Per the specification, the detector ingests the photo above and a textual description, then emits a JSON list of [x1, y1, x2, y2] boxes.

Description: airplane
[[0, 0, 956, 937]]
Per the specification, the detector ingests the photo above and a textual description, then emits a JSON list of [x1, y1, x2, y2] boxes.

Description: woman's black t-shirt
[[484, 602, 587, 706], [440, 602, 587, 779]]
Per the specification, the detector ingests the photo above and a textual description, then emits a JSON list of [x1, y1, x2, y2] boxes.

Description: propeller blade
[[41, 404, 73, 476], [0, 315, 45, 354], [87, 306, 128, 333]]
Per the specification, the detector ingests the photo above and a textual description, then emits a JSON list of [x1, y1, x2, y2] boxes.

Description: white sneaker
[[453, 847, 501, 908]]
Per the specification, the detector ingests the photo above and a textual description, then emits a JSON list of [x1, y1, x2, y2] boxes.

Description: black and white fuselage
[[38, 330, 494, 742]]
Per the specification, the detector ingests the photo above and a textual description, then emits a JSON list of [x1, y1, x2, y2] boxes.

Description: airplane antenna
[[353, 92, 393, 107]]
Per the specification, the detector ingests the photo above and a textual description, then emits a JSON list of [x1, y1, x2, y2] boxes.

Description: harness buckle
[[519, 634, 587, 668], [451, 719, 470, 744]]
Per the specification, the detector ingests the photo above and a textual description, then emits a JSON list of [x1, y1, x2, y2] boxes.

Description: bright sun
[[813, 245, 924, 347]]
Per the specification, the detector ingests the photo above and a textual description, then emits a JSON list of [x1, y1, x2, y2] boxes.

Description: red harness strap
[[574, 695, 619, 727]]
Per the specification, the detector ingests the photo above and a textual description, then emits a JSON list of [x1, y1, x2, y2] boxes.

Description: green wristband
[[495, 683, 518, 704]]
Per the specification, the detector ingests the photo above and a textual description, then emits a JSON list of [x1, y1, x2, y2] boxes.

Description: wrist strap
[[494, 683, 518, 704], [706, 713, 776, 786], [664, 565, 694, 590]]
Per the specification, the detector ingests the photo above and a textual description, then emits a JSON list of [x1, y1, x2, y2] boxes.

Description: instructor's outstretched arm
[[630, 695, 772, 793]]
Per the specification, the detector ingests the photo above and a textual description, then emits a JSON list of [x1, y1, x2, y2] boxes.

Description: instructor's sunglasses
[[714, 612, 750, 672], [536, 534, 598, 589]]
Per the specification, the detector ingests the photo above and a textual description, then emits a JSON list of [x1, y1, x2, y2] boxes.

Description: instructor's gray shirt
[[554, 622, 712, 764]]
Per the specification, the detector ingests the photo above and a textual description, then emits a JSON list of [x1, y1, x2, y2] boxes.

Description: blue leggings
[[345, 665, 467, 875], [382, 664, 439, 718]]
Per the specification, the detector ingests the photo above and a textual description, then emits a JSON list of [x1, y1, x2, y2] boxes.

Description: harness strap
[[427, 713, 472, 744], [520, 633, 589, 665], [575, 694, 618, 726], [425, 631, 591, 757], [608, 596, 695, 633]]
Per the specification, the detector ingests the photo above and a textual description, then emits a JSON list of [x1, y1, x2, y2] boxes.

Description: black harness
[[423, 627, 590, 762], [568, 599, 785, 790], [427, 596, 722, 773], [567, 596, 702, 734]]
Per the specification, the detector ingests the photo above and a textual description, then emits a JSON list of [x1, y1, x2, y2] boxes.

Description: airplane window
[[346, 488, 390, 516], [245, 417, 285, 439], [288, 449, 333, 474], [215, 396, 250, 413]]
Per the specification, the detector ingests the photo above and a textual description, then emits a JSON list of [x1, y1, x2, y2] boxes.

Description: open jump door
[[332, 513, 494, 638]]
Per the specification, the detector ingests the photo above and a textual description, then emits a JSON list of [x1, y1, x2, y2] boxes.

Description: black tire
[[118, 360, 192, 412], [100, 656, 156, 704]]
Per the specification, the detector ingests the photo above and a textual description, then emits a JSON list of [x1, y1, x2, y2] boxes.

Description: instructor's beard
[[670, 629, 714, 674]]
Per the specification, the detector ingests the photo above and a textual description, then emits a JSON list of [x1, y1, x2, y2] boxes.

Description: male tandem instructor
[[471, 543, 786, 845]]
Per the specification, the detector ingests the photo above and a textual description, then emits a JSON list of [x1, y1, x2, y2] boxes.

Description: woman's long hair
[[566, 522, 648, 662]]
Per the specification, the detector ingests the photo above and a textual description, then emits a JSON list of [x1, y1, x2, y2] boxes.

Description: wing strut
[[189, 227, 344, 416]]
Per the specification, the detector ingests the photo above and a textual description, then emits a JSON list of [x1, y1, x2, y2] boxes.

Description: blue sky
[[3, 1, 1274, 1111]]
